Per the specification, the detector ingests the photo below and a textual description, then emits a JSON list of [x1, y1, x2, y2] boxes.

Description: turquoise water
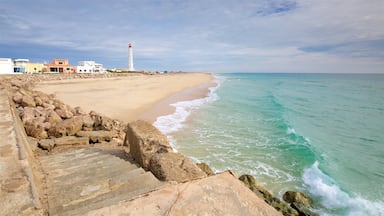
[[154, 73, 384, 216]]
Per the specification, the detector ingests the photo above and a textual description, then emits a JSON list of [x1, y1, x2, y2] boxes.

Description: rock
[[74, 106, 86, 115], [149, 152, 207, 182], [283, 191, 313, 207], [124, 120, 172, 170], [82, 115, 94, 129], [54, 136, 89, 146], [38, 139, 55, 151], [46, 110, 62, 124], [20, 107, 37, 123], [269, 197, 299, 216], [76, 130, 116, 143], [239, 174, 299, 216], [48, 116, 83, 138], [34, 96, 43, 107], [12, 91, 23, 104], [55, 108, 74, 119], [239, 174, 273, 201], [24, 120, 48, 139], [20, 95, 36, 107], [290, 202, 319, 216], [197, 163, 215, 176]]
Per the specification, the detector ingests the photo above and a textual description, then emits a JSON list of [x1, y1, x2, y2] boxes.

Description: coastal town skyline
[[1, 0, 383, 73]]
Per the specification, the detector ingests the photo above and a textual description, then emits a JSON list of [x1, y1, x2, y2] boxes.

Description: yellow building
[[26, 62, 44, 73]]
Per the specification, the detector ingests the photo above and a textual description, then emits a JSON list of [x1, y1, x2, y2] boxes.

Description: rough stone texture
[[48, 116, 83, 138], [197, 162, 215, 176], [21, 95, 36, 107], [76, 130, 116, 143], [290, 202, 319, 216], [24, 120, 48, 139], [82, 115, 94, 129], [46, 110, 62, 125], [239, 174, 299, 216], [239, 174, 273, 200], [55, 108, 74, 119], [283, 191, 313, 207], [149, 152, 207, 183], [74, 106, 86, 115], [86, 171, 283, 216], [54, 136, 89, 146], [38, 139, 55, 151], [124, 120, 172, 170]]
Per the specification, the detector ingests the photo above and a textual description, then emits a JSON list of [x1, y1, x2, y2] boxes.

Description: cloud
[[0, 0, 383, 72]]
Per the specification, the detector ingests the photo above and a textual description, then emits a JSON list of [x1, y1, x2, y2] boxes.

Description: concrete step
[[40, 149, 104, 164], [48, 159, 141, 185], [41, 148, 166, 216], [47, 167, 147, 209], [51, 172, 165, 216]]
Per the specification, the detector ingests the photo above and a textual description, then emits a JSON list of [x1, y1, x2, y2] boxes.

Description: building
[[0, 58, 14, 74], [44, 59, 75, 73], [26, 62, 44, 73], [77, 61, 105, 73], [13, 59, 29, 73]]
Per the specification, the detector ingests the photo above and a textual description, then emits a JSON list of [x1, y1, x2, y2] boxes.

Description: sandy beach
[[35, 73, 214, 123]]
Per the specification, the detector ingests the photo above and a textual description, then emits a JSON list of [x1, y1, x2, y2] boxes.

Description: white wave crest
[[154, 76, 222, 135], [303, 161, 384, 216]]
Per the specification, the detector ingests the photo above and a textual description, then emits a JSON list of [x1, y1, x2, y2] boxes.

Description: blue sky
[[1, 0, 383, 73]]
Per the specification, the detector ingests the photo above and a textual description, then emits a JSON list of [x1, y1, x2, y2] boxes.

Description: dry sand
[[36, 73, 214, 123]]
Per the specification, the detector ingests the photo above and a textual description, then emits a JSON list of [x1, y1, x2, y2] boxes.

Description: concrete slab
[[86, 171, 282, 216]]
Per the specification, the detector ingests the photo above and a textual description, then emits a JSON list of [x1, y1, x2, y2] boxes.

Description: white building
[[76, 61, 105, 73], [14, 59, 29, 73], [0, 58, 14, 74]]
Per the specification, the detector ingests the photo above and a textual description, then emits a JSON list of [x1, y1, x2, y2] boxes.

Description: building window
[[58, 62, 63, 65], [66, 68, 70, 71]]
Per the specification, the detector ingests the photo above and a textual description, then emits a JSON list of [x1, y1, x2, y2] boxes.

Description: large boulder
[[76, 130, 116, 143], [283, 191, 313, 207], [48, 116, 83, 138], [124, 120, 172, 170], [149, 152, 207, 183]]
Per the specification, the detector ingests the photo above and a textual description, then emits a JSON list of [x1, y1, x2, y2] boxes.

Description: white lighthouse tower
[[128, 43, 135, 71]]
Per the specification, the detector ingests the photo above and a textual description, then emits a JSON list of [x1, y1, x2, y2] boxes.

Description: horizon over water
[[154, 73, 384, 216]]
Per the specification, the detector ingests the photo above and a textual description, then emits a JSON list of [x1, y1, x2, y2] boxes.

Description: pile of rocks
[[239, 174, 318, 216], [3, 76, 126, 152]]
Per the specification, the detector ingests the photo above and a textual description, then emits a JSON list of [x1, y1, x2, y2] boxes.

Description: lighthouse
[[128, 43, 135, 71]]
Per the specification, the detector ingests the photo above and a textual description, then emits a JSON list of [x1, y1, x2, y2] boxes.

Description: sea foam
[[303, 161, 384, 216], [154, 75, 222, 136]]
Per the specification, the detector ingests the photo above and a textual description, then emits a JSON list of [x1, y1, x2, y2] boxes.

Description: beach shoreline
[[35, 72, 214, 123]]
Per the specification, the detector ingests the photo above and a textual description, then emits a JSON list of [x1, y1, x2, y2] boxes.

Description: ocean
[[154, 73, 384, 216]]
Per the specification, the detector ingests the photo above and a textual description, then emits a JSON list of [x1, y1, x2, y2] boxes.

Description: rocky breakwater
[[1, 75, 126, 153], [239, 174, 319, 216]]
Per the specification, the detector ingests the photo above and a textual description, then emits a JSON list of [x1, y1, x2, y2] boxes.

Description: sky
[[1, 0, 383, 73]]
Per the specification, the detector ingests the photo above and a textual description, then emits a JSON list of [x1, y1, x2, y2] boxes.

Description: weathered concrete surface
[[86, 171, 282, 216], [40, 148, 166, 216], [0, 90, 44, 215]]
